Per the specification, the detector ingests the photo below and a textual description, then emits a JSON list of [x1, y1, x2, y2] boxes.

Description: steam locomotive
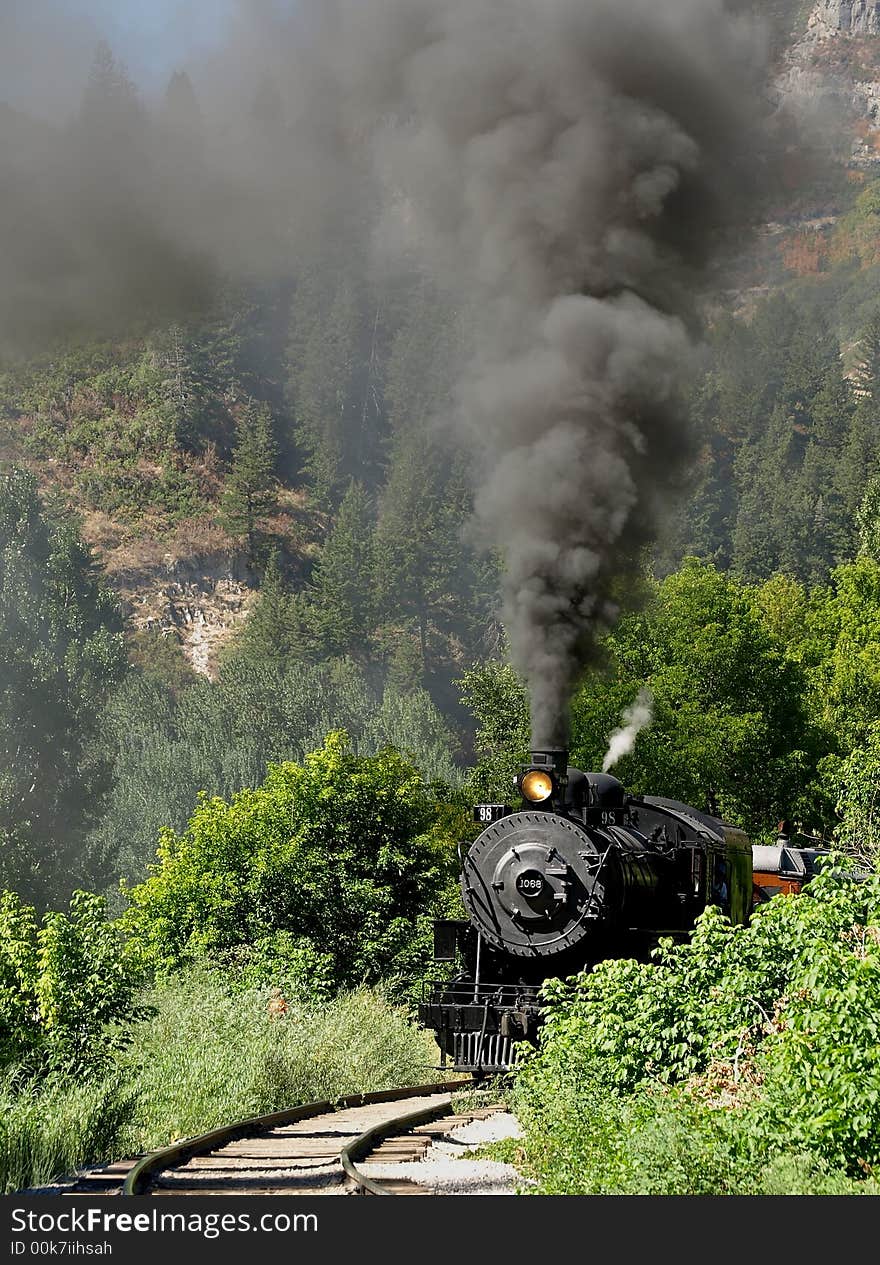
[[418, 748, 754, 1073]]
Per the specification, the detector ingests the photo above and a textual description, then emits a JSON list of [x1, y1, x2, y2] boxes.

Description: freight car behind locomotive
[[752, 821, 829, 904], [419, 748, 753, 1073]]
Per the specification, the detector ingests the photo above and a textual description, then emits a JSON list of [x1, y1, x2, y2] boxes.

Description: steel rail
[[122, 1079, 470, 1196], [340, 1098, 455, 1194]]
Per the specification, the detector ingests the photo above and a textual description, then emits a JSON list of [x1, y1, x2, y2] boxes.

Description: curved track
[[64, 1082, 506, 1197]]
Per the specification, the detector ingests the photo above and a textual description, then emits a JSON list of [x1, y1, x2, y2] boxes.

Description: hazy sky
[[0, 0, 238, 118]]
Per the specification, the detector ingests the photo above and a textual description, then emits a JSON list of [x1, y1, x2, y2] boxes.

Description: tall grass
[[0, 1072, 136, 1194], [2, 970, 439, 1190], [119, 971, 439, 1151]]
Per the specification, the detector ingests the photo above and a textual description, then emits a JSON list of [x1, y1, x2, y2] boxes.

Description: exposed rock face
[[812, 1, 880, 35], [779, 3, 880, 162], [110, 553, 255, 678]]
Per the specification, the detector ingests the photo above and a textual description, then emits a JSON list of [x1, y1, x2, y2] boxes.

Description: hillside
[[0, 1, 878, 678]]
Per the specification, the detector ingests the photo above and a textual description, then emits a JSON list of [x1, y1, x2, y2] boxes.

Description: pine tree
[[163, 70, 203, 135], [303, 481, 376, 661], [79, 41, 144, 151], [289, 276, 360, 505], [839, 401, 880, 521], [0, 468, 126, 907], [228, 549, 303, 665], [287, 266, 391, 506], [220, 401, 279, 569], [373, 433, 464, 674]]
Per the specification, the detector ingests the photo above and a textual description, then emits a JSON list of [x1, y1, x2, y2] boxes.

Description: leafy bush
[[0, 890, 140, 1076], [512, 864, 880, 1192], [119, 970, 438, 1151], [121, 731, 456, 984], [212, 933, 335, 1001]]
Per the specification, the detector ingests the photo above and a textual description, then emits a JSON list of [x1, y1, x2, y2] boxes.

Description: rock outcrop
[[111, 553, 255, 678], [812, 1, 880, 35]]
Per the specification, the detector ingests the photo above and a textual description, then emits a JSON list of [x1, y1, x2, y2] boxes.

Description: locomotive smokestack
[[529, 747, 569, 784]]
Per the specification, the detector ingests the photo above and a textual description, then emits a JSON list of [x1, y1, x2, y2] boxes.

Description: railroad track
[[62, 1082, 508, 1197]]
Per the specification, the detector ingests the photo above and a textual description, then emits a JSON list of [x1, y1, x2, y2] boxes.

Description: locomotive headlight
[[519, 769, 554, 803]]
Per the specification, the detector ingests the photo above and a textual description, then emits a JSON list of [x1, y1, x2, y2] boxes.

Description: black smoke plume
[[2, 1, 777, 747], [316, 0, 773, 746]]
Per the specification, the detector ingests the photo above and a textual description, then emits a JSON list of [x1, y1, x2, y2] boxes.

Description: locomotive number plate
[[585, 807, 627, 827], [474, 803, 508, 824]]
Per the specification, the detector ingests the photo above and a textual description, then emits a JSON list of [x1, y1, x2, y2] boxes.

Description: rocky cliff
[[107, 550, 255, 678], [812, 2, 880, 35]]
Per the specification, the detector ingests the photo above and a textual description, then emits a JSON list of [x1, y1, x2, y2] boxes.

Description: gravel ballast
[[362, 1111, 530, 1195]]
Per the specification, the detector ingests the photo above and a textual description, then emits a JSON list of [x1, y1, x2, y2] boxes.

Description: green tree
[[288, 270, 388, 506], [571, 562, 823, 833], [458, 658, 530, 801], [851, 309, 880, 403], [220, 400, 278, 569], [0, 468, 126, 906], [127, 628, 198, 697], [834, 722, 880, 865], [0, 888, 138, 1075], [857, 472, 880, 560], [226, 549, 303, 666], [799, 556, 880, 755], [731, 315, 846, 583], [162, 70, 203, 136], [462, 561, 825, 835], [80, 41, 143, 143], [300, 481, 375, 661], [88, 657, 462, 886], [373, 433, 470, 676], [121, 731, 454, 984]]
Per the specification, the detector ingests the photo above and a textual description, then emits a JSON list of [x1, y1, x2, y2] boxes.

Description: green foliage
[[121, 731, 455, 983], [220, 399, 278, 568], [374, 435, 475, 680], [0, 890, 140, 1076], [223, 549, 305, 666], [664, 288, 880, 583], [287, 265, 398, 506], [834, 723, 880, 864], [512, 864, 880, 1192], [0, 1070, 136, 1195], [834, 180, 880, 270], [213, 933, 335, 1001], [0, 468, 126, 905], [89, 658, 462, 885], [460, 562, 824, 836], [801, 556, 880, 754], [857, 472, 880, 562], [127, 628, 199, 696], [12, 341, 206, 522], [458, 658, 529, 801], [118, 971, 437, 1151], [299, 481, 376, 661], [580, 561, 822, 832]]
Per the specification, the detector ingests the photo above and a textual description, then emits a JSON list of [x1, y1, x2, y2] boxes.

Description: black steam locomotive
[[418, 748, 753, 1073]]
